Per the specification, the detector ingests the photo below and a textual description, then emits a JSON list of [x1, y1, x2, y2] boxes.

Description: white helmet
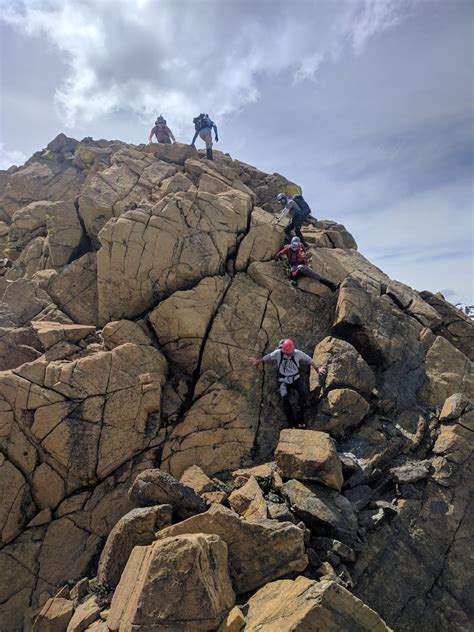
[[277, 193, 287, 205], [290, 236, 301, 250]]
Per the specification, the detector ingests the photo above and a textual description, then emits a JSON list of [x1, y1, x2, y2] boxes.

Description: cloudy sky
[[0, 0, 472, 304]]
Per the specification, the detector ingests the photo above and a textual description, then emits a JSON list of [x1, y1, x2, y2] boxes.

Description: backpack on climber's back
[[292, 194, 311, 218], [193, 114, 212, 132]]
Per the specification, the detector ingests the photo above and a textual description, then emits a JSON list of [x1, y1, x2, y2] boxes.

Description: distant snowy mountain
[[455, 303, 474, 319]]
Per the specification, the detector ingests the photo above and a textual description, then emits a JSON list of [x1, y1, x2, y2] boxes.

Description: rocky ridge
[[0, 134, 472, 631]]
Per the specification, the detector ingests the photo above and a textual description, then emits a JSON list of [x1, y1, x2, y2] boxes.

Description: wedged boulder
[[439, 393, 471, 422], [101, 319, 152, 349], [31, 321, 95, 350], [32, 596, 74, 632], [46, 252, 98, 325], [228, 475, 267, 521], [155, 504, 308, 593], [107, 533, 235, 632], [235, 206, 281, 271], [317, 388, 370, 438], [148, 275, 230, 375], [244, 577, 391, 631], [275, 429, 344, 491], [310, 336, 376, 396], [420, 335, 473, 406], [128, 469, 207, 520], [179, 465, 215, 494], [97, 505, 172, 588], [282, 479, 358, 545], [45, 199, 85, 268], [8, 200, 50, 253]]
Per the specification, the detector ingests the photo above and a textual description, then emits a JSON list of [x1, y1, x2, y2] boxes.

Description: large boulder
[[282, 479, 358, 545], [275, 429, 344, 491], [107, 534, 235, 632], [317, 388, 370, 438], [128, 469, 207, 520], [155, 504, 308, 593], [310, 336, 376, 396], [97, 505, 172, 588], [244, 577, 391, 631]]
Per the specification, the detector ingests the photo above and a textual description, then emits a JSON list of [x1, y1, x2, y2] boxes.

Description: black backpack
[[193, 114, 212, 132], [293, 194, 311, 218]]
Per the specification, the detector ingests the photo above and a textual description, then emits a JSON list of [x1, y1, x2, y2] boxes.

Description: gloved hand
[[215, 136, 219, 142]]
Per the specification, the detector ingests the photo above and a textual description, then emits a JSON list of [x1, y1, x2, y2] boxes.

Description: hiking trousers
[[293, 265, 336, 290], [280, 378, 307, 427], [284, 214, 309, 248], [199, 128, 213, 148]]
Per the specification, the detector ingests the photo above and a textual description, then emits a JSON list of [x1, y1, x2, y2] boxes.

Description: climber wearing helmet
[[148, 115, 176, 144], [249, 338, 327, 428], [274, 192, 311, 247], [191, 113, 219, 160], [275, 237, 338, 291]]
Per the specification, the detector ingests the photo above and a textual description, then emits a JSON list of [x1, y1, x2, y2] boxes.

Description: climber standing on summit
[[191, 113, 218, 160], [249, 339, 326, 429], [148, 115, 176, 144], [274, 192, 312, 247], [275, 236, 339, 292]]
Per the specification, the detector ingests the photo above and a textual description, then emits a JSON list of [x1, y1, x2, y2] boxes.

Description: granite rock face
[[0, 135, 472, 632]]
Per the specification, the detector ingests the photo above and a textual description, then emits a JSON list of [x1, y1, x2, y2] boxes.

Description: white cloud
[[0, 143, 27, 170], [0, 0, 412, 128]]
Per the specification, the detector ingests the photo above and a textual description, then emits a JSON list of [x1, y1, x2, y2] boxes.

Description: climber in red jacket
[[148, 115, 176, 144], [275, 237, 338, 291]]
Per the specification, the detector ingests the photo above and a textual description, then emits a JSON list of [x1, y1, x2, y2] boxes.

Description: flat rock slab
[[244, 577, 392, 631], [32, 596, 74, 632], [155, 504, 308, 594], [283, 479, 358, 545], [275, 429, 344, 491], [107, 533, 235, 632], [129, 468, 207, 520]]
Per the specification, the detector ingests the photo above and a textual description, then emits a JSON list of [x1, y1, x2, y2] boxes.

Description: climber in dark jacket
[[249, 338, 326, 428], [275, 237, 338, 291], [191, 113, 218, 160], [274, 192, 309, 247]]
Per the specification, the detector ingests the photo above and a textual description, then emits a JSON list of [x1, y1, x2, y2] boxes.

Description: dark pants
[[280, 378, 307, 427], [284, 214, 309, 248], [293, 265, 337, 291]]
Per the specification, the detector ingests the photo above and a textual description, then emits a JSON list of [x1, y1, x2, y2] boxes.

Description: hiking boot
[[206, 147, 213, 160]]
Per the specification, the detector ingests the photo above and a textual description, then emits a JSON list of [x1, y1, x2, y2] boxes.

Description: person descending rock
[[148, 115, 176, 144], [249, 338, 326, 428], [275, 236, 338, 291], [191, 113, 218, 160], [274, 192, 312, 247]]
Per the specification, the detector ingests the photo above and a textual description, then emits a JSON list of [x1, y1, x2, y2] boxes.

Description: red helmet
[[281, 339, 295, 354]]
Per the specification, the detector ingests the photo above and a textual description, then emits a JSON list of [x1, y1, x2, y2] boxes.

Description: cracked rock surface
[[0, 134, 472, 631]]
